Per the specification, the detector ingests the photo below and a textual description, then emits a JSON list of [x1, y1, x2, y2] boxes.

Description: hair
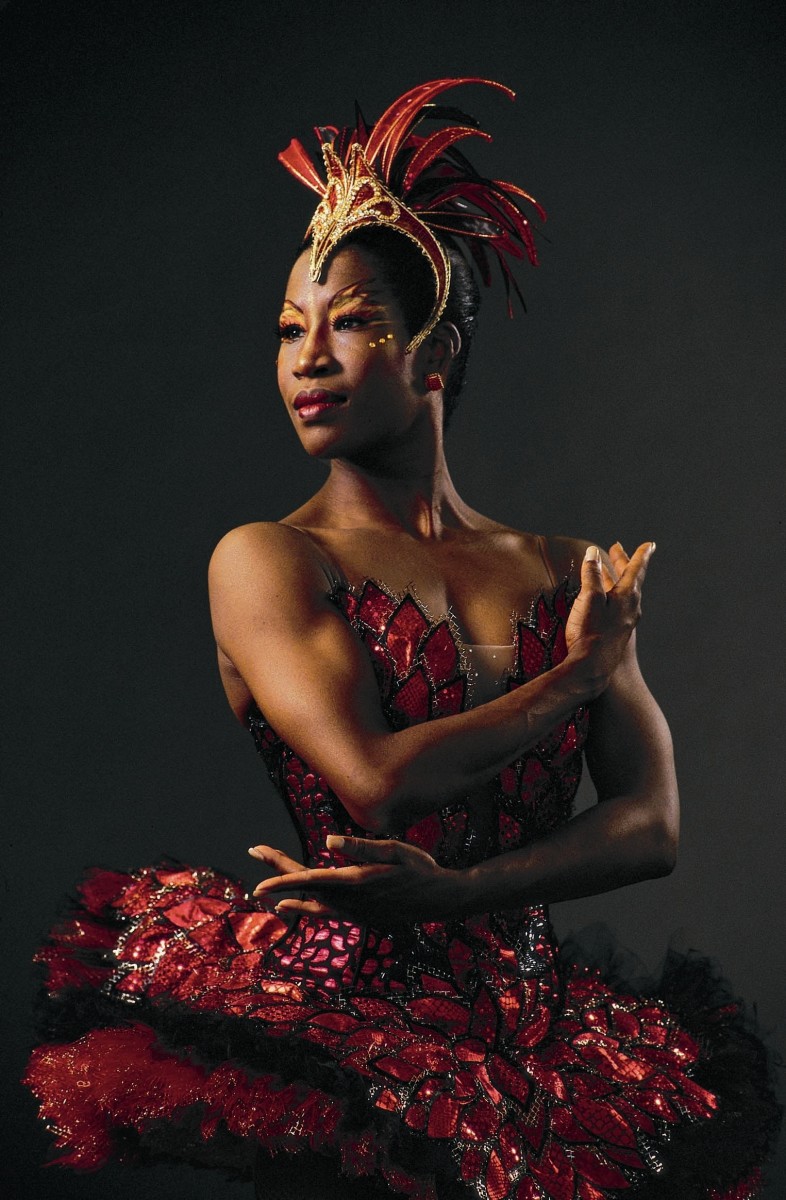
[[298, 226, 481, 431]]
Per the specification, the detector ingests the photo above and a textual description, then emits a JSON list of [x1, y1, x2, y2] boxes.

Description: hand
[[564, 541, 655, 698], [248, 836, 463, 928]]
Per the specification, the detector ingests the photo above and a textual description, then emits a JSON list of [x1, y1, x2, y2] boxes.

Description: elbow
[[646, 800, 679, 878], [649, 837, 677, 878], [615, 788, 678, 880], [349, 800, 396, 836], [335, 762, 407, 836]]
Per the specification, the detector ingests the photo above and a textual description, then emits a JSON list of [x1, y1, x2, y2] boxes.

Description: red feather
[[423, 181, 540, 265], [496, 178, 548, 224], [364, 77, 514, 179], [403, 126, 492, 191], [277, 139, 324, 196]]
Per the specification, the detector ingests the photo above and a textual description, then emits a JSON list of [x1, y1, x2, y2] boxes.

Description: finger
[[621, 541, 656, 588], [273, 898, 340, 919], [253, 870, 318, 896], [253, 866, 366, 897], [248, 845, 304, 874], [607, 542, 628, 580], [326, 835, 405, 864], [579, 545, 606, 598], [601, 563, 616, 594]]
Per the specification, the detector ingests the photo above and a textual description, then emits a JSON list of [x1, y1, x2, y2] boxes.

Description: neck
[[317, 413, 469, 538]]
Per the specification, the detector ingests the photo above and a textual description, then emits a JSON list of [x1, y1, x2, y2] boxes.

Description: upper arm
[[208, 524, 394, 821], [584, 633, 677, 805]]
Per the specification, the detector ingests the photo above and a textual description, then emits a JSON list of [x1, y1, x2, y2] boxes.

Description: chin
[[293, 427, 346, 460]]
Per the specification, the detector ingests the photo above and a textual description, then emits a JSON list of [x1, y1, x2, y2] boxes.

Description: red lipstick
[[294, 390, 346, 421]]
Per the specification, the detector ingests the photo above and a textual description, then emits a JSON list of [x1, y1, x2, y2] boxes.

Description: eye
[[333, 314, 367, 331], [276, 322, 304, 343]]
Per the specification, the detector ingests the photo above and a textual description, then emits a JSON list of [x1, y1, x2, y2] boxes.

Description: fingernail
[[585, 546, 601, 563], [326, 835, 345, 850], [248, 847, 267, 860], [649, 541, 656, 553]]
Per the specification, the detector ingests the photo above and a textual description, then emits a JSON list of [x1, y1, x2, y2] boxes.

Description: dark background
[[3, 0, 784, 1195]]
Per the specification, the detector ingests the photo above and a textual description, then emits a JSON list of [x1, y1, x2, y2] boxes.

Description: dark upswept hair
[[298, 226, 481, 431]]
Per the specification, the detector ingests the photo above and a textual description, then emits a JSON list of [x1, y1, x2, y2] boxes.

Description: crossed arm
[[208, 525, 676, 925]]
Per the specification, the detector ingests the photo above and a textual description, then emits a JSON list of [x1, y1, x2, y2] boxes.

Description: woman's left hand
[[249, 836, 464, 927]]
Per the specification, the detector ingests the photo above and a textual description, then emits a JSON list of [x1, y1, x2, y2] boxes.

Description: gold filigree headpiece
[[278, 78, 546, 353]]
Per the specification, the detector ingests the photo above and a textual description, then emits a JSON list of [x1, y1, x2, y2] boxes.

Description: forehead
[[282, 244, 393, 308]]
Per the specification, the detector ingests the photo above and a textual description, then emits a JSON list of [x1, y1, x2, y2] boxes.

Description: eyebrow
[[279, 276, 386, 315], [330, 278, 385, 310]]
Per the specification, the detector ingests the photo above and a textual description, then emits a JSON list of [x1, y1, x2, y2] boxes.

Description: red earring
[[425, 372, 444, 392]]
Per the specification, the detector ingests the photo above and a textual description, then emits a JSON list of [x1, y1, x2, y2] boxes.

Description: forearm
[[354, 656, 594, 832], [457, 788, 678, 914], [254, 788, 678, 925]]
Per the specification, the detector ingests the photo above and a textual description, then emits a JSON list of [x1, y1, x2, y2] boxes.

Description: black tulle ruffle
[[558, 927, 782, 1198]]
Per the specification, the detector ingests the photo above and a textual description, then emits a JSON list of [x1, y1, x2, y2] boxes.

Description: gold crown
[[308, 142, 450, 353]]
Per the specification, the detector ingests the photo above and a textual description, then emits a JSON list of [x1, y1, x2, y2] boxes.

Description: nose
[[293, 324, 334, 378]]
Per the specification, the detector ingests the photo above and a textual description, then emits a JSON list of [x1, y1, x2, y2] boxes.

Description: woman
[[25, 78, 779, 1200]]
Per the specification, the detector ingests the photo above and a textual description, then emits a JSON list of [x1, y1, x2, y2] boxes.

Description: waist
[[267, 905, 556, 999]]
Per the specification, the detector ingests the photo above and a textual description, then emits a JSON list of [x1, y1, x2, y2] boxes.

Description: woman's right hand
[[564, 541, 656, 699]]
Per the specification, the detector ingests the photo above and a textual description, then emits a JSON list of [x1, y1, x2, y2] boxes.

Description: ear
[[422, 321, 461, 375]]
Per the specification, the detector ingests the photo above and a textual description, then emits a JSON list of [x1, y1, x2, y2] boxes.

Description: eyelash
[[276, 323, 303, 343], [275, 313, 375, 342], [335, 314, 368, 330]]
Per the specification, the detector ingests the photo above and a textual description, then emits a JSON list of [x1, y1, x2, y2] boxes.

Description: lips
[[293, 390, 347, 421]]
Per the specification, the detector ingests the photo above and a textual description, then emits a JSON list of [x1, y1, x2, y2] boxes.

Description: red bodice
[[245, 577, 588, 999]]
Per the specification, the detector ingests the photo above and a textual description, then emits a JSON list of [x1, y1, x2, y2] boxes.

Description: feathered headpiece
[[278, 77, 546, 352]]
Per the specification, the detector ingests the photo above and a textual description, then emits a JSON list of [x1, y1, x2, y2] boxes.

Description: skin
[[208, 244, 676, 930]]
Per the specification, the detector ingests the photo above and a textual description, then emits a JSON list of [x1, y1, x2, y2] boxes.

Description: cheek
[[363, 336, 409, 374], [380, 349, 416, 392], [275, 347, 288, 391]]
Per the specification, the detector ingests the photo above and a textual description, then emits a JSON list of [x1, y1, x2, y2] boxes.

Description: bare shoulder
[[208, 520, 328, 576], [460, 502, 611, 585], [540, 533, 599, 584], [208, 523, 347, 721], [208, 522, 339, 636], [465, 512, 548, 558], [475, 520, 595, 579]]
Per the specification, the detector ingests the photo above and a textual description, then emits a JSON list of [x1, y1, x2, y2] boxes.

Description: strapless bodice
[[243, 576, 588, 995], [247, 575, 589, 873]]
